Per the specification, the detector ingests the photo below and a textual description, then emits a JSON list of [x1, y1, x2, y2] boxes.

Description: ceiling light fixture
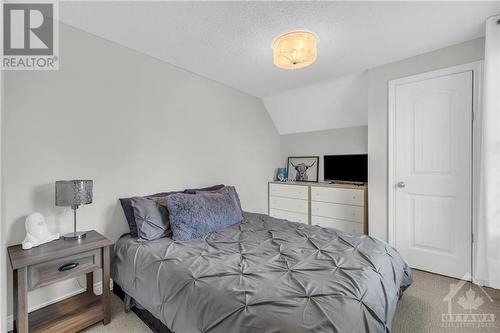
[[272, 31, 318, 70]]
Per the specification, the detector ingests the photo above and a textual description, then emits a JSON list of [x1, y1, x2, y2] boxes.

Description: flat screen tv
[[324, 154, 368, 184]]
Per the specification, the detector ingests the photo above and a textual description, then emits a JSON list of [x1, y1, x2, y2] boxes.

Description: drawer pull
[[58, 262, 79, 272]]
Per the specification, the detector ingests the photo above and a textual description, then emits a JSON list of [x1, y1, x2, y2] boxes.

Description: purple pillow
[[195, 186, 242, 210], [184, 184, 226, 194], [119, 184, 224, 238], [166, 188, 243, 241]]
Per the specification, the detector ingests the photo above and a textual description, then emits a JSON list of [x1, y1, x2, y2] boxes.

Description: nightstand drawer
[[28, 249, 101, 290]]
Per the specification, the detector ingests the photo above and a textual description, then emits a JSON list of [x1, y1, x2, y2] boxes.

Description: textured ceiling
[[59, 1, 500, 98]]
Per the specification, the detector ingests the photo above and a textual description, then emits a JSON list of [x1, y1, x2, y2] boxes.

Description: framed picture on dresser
[[287, 156, 319, 182]]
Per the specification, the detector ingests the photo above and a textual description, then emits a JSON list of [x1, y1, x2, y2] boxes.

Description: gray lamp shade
[[55, 180, 93, 207]]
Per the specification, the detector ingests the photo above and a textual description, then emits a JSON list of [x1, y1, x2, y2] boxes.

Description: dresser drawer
[[270, 209, 308, 224], [311, 186, 364, 206], [28, 249, 101, 290], [269, 183, 308, 200], [311, 201, 364, 223], [269, 196, 308, 214], [312, 216, 363, 234]]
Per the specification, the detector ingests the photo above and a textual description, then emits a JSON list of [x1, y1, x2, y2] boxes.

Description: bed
[[112, 212, 412, 333]]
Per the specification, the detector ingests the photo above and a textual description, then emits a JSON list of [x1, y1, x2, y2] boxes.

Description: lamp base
[[63, 231, 87, 240]]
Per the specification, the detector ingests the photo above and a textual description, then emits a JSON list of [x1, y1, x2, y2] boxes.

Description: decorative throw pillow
[[119, 191, 180, 238], [130, 197, 170, 241], [195, 186, 242, 210], [166, 189, 243, 241], [119, 184, 224, 237]]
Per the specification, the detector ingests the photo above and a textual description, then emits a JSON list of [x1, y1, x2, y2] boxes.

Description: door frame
[[387, 61, 483, 278]]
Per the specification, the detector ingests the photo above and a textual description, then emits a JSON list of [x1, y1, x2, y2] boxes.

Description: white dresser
[[268, 181, 368, 234]]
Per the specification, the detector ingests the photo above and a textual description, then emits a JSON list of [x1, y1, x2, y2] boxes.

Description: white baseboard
[[6, 279, 113, 332]]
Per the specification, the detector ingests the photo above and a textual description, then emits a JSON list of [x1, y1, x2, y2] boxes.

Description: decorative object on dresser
[[287, 156, 319, 182], [22, 213, 59, 250], [8, 230, 113, 333], [275, 167, 287, 181], [268, 181, 368, 234], [55, 180, 93, 240]]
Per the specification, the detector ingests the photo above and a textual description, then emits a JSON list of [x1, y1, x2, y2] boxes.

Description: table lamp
[[55, 180, 93, 240]]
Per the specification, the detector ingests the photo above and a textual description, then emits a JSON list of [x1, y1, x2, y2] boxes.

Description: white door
[[392, 70, 472, 279]]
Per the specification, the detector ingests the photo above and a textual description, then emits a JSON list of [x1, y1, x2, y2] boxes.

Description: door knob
[[397, 181, 406, 188]]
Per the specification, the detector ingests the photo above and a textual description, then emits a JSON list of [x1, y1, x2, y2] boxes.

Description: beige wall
[[280, 126, 368, 182], [3, 24, 280, 317], [367, 37, 485, 241]]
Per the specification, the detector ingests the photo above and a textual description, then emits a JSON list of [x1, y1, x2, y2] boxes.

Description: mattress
[[112, 212, 412, 333]]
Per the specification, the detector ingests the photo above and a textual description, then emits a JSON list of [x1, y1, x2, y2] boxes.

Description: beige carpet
[[81, 295, 151, 333], [83, 270, 500, 332], [392, 270, 500, 333]]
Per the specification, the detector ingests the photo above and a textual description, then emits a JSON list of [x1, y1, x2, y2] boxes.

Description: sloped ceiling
[[263, 72, 368, 134], [58, 1, 499, 133]]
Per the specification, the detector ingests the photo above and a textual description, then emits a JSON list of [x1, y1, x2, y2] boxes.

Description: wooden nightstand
[[8, 230, 113, 333]]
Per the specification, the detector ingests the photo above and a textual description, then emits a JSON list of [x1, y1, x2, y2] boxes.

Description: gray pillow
[[166, 189, 243, 241], [130, 196, 170, 241]]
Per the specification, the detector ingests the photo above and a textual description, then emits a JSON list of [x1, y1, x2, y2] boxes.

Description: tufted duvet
[[112, 212, 412, 333]]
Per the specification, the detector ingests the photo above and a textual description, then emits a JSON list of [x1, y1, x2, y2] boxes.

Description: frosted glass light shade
[[273, 31, 317, 70]]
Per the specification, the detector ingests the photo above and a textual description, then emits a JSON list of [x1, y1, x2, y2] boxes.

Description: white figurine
[[22, 213, 60, 250]]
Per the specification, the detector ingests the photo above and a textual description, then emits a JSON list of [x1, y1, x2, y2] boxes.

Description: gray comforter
[[113, 212, 412, 333]]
